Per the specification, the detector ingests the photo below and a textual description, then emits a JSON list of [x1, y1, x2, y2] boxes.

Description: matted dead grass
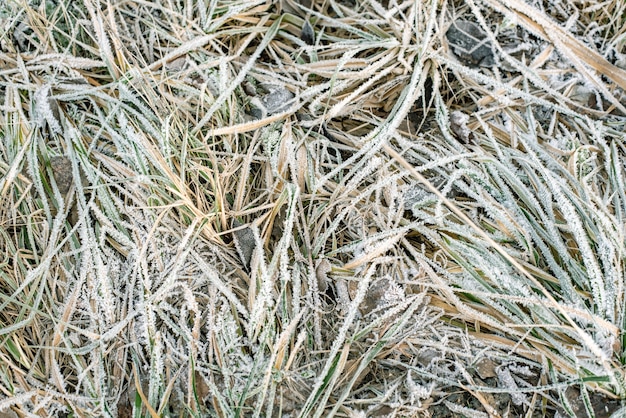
[[1, 0, 626, 417]]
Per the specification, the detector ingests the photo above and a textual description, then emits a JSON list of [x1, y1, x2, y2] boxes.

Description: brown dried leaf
[[194, 370, 210, 401], [450, 111, 471, 143], [315, 258, 331, 293]]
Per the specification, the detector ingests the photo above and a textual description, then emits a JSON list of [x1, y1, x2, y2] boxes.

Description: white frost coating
[[0, 391, 38, 412], [34, 84, 62, 133], [496, 366, 527, 406], [406, 371, 434, 406]]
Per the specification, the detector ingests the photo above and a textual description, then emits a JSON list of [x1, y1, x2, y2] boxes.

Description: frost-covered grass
[[1, 0, 626, 417]]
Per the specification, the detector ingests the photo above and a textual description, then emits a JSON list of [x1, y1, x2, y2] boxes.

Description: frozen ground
[[1, 0, 626, 417]]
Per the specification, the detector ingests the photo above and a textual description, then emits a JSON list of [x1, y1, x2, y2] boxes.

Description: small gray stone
[[301, 20, 315, 45], [416, 348, 439, 367], [360, 278, 404, 315], [261, 85, 295, 115], [446, 20, 495, 67], [50, 156, 73, 195], [249, 106, 264, 120], [0, 409, 19, 418], [474, 358, 497, 379], [232, 219, 256, 270]]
